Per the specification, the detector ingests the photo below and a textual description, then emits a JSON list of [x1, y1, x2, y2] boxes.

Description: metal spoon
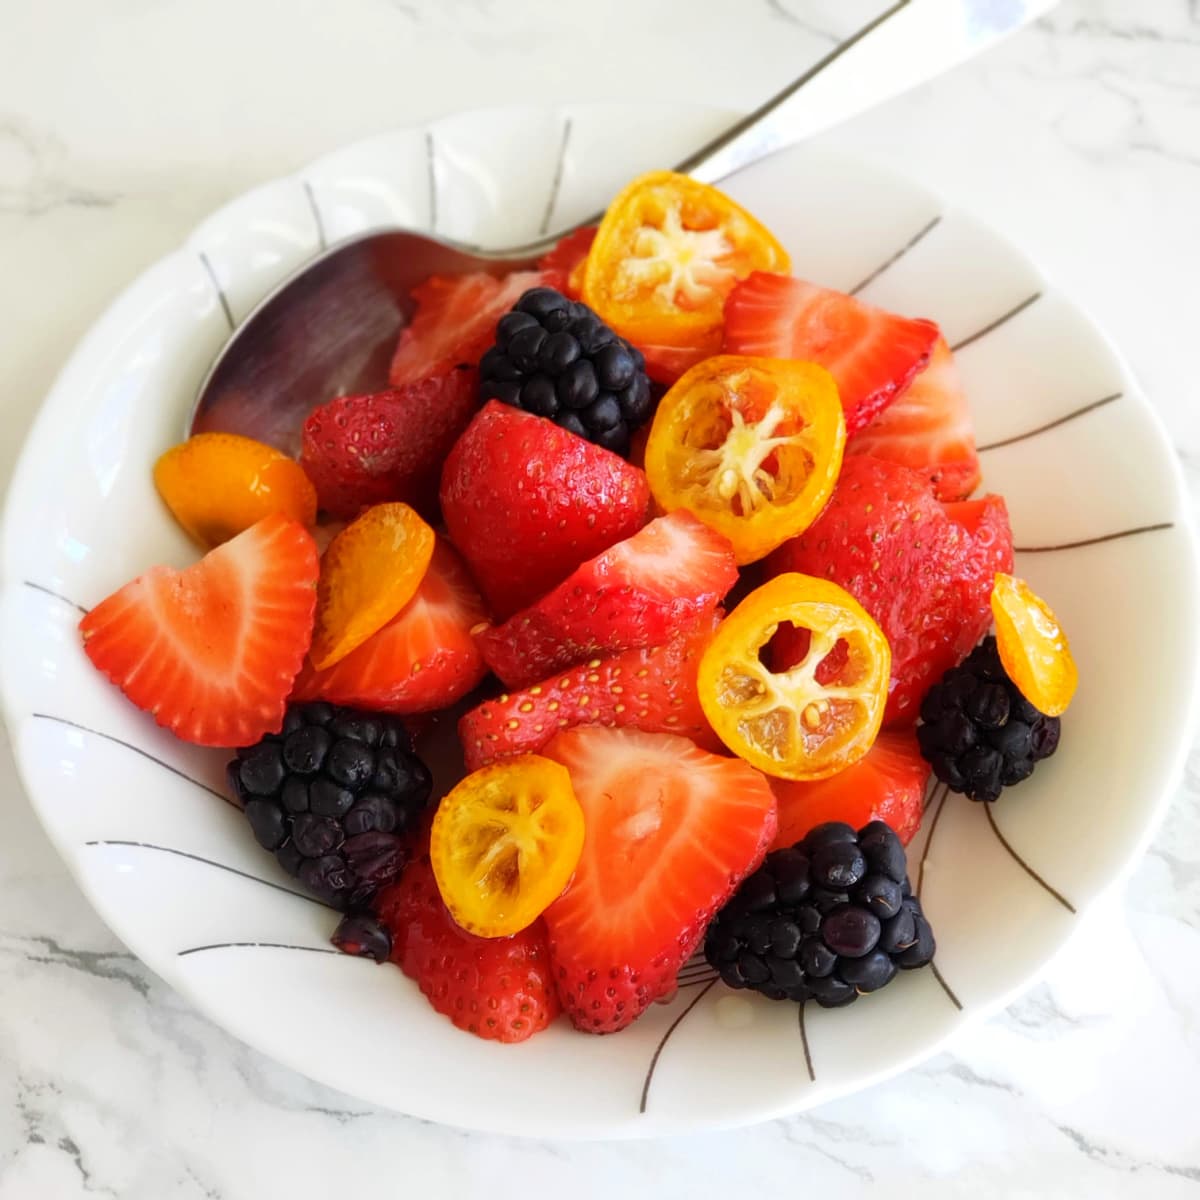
[[191, 0, 1054, 452]]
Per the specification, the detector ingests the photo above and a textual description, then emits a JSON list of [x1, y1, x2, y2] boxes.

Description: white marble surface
[[1, 0, 1199, 1194]]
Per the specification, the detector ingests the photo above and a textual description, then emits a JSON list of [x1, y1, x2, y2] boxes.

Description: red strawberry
[[292, 540, 487, 714], [770, 729, 930, 850], [537, 227, 596, 299], [300, 367, 479, 519], [722, 272, 939, 432], [635, 339, 708, 387], [767, 456, 1012, 725], [945, 491, 1014, 626], [80, 514, 317, 747], [388, 270, 550, 386], [440, 401, 651, 620], [459, 612, 722, 771], [848, 337, 980, 502], [475, 510, 738, 691], [540, 727, 776, 1033], [376, 858, 559, 1043]]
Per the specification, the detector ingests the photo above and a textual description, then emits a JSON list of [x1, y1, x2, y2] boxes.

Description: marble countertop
[[2, 0, 1198, 1195]]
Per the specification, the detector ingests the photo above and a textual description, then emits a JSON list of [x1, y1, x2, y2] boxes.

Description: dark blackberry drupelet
[[331, 912, 393, 963], [917, 636, 1061, 802], [479, 287, 653, 457], [704, 821, 935, 1008], [228, 703, 432, 910]]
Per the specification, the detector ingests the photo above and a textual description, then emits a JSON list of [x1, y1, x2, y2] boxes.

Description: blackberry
[[228, 702, 433, 910], [704, 821, 935, 1008], [917, 636, 1061, 802], [479, 287, 653, 456]]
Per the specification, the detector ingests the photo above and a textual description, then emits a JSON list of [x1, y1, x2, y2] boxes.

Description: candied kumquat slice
[[644, 355, 845, 564], [153, 432, 317, 548], [991, 572, 1078, 717], [698, 574, 890, 780], [310, 502, 434, 670], [582, 171, 789, 377], [431, 755, 585, 938]]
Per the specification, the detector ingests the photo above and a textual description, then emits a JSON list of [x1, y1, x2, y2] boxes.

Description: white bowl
[[2, 103, 1197, 1139]]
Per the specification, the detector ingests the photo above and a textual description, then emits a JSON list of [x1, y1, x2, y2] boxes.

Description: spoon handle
[[678, 0, 1057, 185]]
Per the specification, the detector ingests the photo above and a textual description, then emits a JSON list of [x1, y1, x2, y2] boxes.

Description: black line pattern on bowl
[[677, 972, 718, 989], [639, 978, 717, 1114], [539, 117, 573, 237], [930, 962, 963, 1010], [32, 713, 235, 808], [982, 801, 1076, 913], [949, 292, 1042, 352], [798, 1003, 816, 1082], [84, 839, 337, 909], [178, 940, 340, 958], [197, 251, 235, 331], [23, 580, 88, 614], [916, 783, 951, 900], [849, 214, 943, 296], [977, 392, 1123, 452], [302, 180, 328, 252], [1014, 523, 1174, 553], [913, 783, 965, 1010]]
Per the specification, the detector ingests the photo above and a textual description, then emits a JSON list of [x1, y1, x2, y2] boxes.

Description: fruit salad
[[79, 170, 1079, 1043]]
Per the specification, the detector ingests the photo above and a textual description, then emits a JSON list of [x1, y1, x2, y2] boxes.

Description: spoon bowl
[[190, 233, 538, 454]]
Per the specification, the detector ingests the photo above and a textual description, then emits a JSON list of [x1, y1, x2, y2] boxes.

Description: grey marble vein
[[763, 0, 841, 41], [0, 117, 120, 216], [779, 1120, 878, 1182], [1059, 16, 1200, 44], [7, 933, 150, 998], [1058, 1124, 1200, 1183]]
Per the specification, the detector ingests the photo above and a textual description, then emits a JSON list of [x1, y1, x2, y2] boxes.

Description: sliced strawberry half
[[768, 455, 1013, 724], [292, 540, 488, 715], [541, 726, 777, 1033], [459, 612, 722, 771], [634, 339, 710, 387], [80, 514, 318, 747], [388, 270, 551, 386], [722, 272, 939, 432], [440, 401, 651, 620], [537, 227, 596, 299], [474, 510, 739, 691], [848, 336, 980, 501], [771, 729, 930, 850], [301, 367, 479, 519]]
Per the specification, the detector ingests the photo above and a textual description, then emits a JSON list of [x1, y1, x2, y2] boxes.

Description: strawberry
[[388, 270, 550, 386], [440, 401, 651, 620], [540, 727, 777, 1033], [79, 514, 317, 747], [474, 510, 738, 691], [722, 272, 939, 433], [300, 367, 479, 519], [376, 858, 559, 1043], [292, 540, 488, 714], [770, 729, 930, 851], [848, 337, 980, 502], [537, 227, 596, 299], [459, 612, 722, 771], [767, 456, 1012, 725]]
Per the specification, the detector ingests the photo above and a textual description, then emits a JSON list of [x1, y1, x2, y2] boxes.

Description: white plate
[[2, 103, 1198, 1139]]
